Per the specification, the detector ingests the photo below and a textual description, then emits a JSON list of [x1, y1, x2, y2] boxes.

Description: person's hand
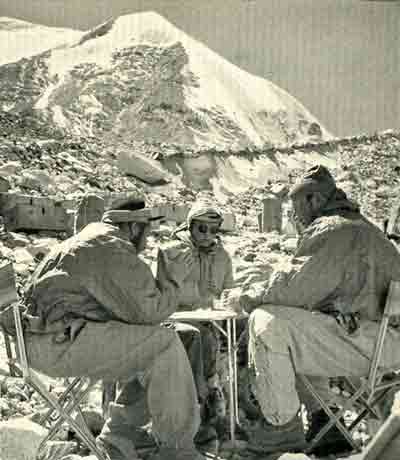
[[218, 287, 243, 313]]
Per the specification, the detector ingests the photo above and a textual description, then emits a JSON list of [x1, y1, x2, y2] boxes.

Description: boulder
[[26, 238, 59, 258], [0, 398, 12, 417], [0, 161, 21, 176], [0, 418, 48, 460], [81, 405, 105, 435], [54, 174, 77, 194], [118, 150, 170, 184], [0, 176, 10, 192], [37, 441, 78, 460], [13, 247, 35, 266], [30, 169, 55, 192], [4, 231, 31, 249], [18, 172, 43, 191]]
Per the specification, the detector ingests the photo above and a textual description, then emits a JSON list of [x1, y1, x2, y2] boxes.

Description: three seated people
[[6, 164, 400, 459]]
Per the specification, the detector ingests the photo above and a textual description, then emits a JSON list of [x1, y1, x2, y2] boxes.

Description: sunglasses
[[192, 222, 220, 235]]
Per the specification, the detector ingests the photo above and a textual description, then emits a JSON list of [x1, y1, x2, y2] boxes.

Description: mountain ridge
[[0, 16, 82, 66], [0, 12, 332, 154]]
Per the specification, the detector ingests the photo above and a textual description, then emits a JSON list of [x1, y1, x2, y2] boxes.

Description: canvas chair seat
[[300, 280, 400, 455], [0, 262, 109, 460]]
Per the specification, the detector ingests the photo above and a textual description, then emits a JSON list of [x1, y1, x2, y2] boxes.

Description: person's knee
[[249, 308, 290, 352], [249, 308, 280, 337]]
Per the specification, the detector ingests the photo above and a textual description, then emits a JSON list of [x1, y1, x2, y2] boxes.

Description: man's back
[[25, 221, 177, 329], [25, 222, 135, 328]]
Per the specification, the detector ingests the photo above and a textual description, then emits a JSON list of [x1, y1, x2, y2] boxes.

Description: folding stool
[[300, 279, 400, 454], [0, 262, 109, 460]]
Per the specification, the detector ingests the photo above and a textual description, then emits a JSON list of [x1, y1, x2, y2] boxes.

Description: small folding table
[[169, 308, 241, 442]]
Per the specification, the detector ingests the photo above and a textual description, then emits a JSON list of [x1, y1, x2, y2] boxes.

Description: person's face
[[290, 192, 315, 234], [129, 221, 151, 253], [190, 220, 220, 248]]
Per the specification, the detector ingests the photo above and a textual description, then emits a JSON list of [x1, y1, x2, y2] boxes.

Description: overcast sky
[[0, 0, 398, 137]]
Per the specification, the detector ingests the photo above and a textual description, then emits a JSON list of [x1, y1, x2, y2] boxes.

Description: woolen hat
[[288, 165, 337, 199]]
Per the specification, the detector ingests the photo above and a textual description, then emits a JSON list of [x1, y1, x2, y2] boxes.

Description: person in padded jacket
[[23, 196, 204, 460], [221, 165, 400, 455], [157, 199, 234, 443]]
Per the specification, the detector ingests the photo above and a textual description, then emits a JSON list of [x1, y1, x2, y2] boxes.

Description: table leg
[[232, 318, 240, 426], [227, 318, 236, 442]]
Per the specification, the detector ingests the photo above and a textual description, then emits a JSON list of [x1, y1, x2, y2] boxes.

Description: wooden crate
[[0, 194, 69, 232]]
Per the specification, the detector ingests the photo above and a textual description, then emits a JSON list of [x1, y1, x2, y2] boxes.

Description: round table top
[[169, 308, 240, 322]]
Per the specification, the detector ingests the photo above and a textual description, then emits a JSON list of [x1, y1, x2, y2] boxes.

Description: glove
[[218, 287, 243, 313]]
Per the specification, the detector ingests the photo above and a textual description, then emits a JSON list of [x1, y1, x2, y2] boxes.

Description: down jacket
[[240, 197, 400, 322], [24, 222, 180, 334], [158, 231, 234, 309]]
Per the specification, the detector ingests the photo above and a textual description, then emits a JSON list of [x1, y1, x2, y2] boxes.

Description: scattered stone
[[26, 238, 59, 258], [281, 237, 298, 254], [54, 174, 77, 194], [118, 150, 170, 184], [0, 176, 10, 192], [3, 231, 31, 249], [0, 418, 48, 460], [81, 405, 105, 435], [1, 376, 26, 395], [0, 161, 21, 176], [266, 239, 281, 252], [13, 247, 35, 266], [19, 171, 43, 191], [0, 398, 11, 417], [243, 252, 256, 262], [37, 441, 78, 460]]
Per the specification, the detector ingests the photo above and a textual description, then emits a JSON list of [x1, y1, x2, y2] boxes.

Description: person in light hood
[[157, 199, 234, 443], [161, 200, 234, 308], [221, 165, 400, 455], [23, 195, 204, 460]]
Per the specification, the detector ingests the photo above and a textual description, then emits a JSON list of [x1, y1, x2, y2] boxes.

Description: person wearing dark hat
[[157, 199, 234, 444], [23, 195, 204, 460], [220, 165, 400, 455]]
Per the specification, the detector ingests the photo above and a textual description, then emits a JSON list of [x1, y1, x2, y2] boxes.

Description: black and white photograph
[[0, 1, 399, 459]]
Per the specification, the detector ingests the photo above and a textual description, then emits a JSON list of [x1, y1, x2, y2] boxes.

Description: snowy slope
[[0, 12, 332, 151], [0, 17, 83, 66]]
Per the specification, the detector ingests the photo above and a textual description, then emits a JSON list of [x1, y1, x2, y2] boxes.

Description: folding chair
[[0, 262, 109, 460], [300, 279, 400, 455]]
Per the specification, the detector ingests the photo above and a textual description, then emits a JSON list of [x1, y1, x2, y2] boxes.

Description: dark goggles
[[192, 222, 220, 235]]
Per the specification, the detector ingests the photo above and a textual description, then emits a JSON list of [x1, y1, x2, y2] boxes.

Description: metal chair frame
[[301, 280, 400, 454], [0, 262, 109, 460]]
